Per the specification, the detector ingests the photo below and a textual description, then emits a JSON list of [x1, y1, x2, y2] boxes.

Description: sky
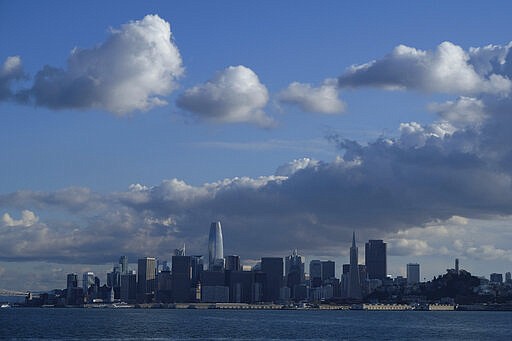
[[1, 0, 512, 291]]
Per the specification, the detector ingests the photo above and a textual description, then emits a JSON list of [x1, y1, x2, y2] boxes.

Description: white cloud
[[176, 65, 273, 127], [275, 158, 319, 176], [277, 79, 345, 114], [388, 238, 433, 256], [0, 56, 24, 100], [22, 15, 183, 114], [2, 210, 39, 227], [429, 97, 486, 129], [338, 41, 512, 95]]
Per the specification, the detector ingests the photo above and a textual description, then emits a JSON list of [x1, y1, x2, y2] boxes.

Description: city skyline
[[17, 226, 509, 294], [2, 1, 512, 291], [17, 227, 512, 309]]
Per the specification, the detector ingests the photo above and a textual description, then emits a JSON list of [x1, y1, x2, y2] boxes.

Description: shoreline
[[5, 302, 512, 311]]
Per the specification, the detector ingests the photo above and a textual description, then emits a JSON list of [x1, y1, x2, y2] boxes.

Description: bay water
[[1, 308, 510, 340]]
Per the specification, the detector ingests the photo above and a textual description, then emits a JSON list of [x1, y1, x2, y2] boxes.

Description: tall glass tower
[[208, 221, 224, 271]]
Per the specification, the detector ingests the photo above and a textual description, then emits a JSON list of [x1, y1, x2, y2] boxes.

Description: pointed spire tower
[[348, 231, 362, 299]]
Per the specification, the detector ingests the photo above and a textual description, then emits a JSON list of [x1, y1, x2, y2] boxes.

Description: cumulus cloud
[[428, 97, 486, 129], [275, 157, 319, 176], [18, 15, 183, 114], [338, 41, 512, 95], [4, 39, 512, 284], [176, 65, 273, 127], [277, 79, 345, 114], [2, 210, 39, 227], [0, 56, 25, 100]]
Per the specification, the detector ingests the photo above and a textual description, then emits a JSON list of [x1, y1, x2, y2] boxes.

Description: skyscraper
[[209, 221, 224, 271], [225, 255, 241, 271], [348, 232, 362, 299], [407, 263, 420, 285], [309, 260, 322, 288], [82, 272, 95, 291], [190, 255, 204, 287], [365, 240, 387, 280], [120, 271, 137, 303], [137, 257, 156, 303], [285, 250, 304, 298], [66, 273, 79, 305], [321, 261, 335, 281], [261, 257, 283, 302], [172, 255, 192, 302], [119, 256, 128, 274]]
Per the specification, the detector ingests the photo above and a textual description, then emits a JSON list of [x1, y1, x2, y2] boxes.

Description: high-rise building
[[309, 260, 322, 288], [407, 263, 420, 285], [261, 257, 283, 302], [228, 271, 254, 303], [348, 232, 362, 299], [191, 255, 204, 287], [174, 244, 186, 256], [505, 272, 511, 283], [67, 273, 78, 289], [285, 250, 304, 299], [120, 271, 137, 303], [137, 257, 156, 303], [225, 255, 241, 271], [107, 265, 121, 288], [66, 273, 80, 305], [285, 250, 305, 281], [172, 255, 192, 302], [365, 240, 387, 280], [82, 272, 95, 291], [119, 256, 128, 274], [209, 221, 224, 271], [490, 273, 503, 283], [341, 264, 350, 298], [321, 261, 335, 281]]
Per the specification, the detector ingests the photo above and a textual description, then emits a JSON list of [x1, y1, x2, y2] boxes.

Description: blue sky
[[2, 1, 512, 290]]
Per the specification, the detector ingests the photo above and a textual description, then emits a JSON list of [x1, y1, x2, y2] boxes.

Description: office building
[[172, 255, 192, 302], [66, 273, 81, 305], [82, 272, 95, 302], [348, 232, 362, 299], [175, 244, 186, 256], [209, 221, 224, 271], [228, 271, 253, 303], [201, 270, 228, 303], [82, 272, 95, 291], [322, 261, 335, 281], [365, 240, 387, 280], [285, 250, 304, 299], [137, 257, 156, 303], [506, 272, 511, 283], [407, 263, 420, 285], [201, 286, 229, 303], [120, 271, 137, 303], [119, 256, 128, 274], [341, 264, 350, 298], [67, 273, 78, 289], [225, 255, 241, 271], [490, 273, 503, 283], [285, 249, 305, 282], [191, 255, 204, 286], [261, 257, 283, 302], [309, 260, 322, 288]]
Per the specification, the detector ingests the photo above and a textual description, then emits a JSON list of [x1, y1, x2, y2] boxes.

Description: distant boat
[[1, 303, 11, 308]]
